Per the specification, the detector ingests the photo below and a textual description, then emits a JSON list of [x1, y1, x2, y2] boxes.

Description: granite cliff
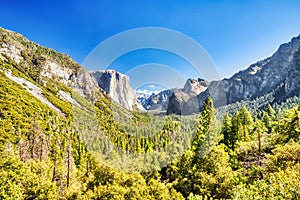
[[0, 27, 143, 111], [91, 70, 143, 110], [143, 78, 208, 113], [155, 35, 300, 115], [199, 34, 300, 109]]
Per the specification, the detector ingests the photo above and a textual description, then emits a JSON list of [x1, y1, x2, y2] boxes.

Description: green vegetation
[[1, 27, 300, 199], [1, 64, 299, 198], [0, 61, 184, 199]]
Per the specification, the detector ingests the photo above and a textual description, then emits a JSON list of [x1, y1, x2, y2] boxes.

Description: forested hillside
[[0, 28, 300, 199]]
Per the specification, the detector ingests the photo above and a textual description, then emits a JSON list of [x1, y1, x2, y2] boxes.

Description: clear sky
[[1, 0, 300, 84]]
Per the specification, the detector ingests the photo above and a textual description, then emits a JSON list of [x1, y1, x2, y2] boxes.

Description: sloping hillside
[[0, 27, 184, 199]]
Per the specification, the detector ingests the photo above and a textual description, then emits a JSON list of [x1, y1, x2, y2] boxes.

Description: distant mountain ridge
[[141, 34, 300, 115], [141, 78, 208, 113], [198, 34, 300, 110], [1, 26, 299, 116]]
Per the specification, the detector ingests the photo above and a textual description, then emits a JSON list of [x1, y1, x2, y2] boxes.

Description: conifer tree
[[266, 104, 276, 120], [222, 113, 232, 148], [238, 105, 254, 141], [231, 111, 241, 150], [193, 97, 219, 159], [280, 107, 300, 142]]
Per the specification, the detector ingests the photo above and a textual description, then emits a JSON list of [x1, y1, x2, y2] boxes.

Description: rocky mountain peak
[[166, 34, 300, 115], [0, 27, 143, 111], [142, 78, 208, 113], [199, 35, 300, 110], [183, 78, 208, 95], [141, 89, 174, 111], [91, 70, 143, 111]]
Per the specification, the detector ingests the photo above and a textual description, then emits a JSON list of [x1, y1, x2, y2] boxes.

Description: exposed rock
[[166, 91, 182, 115], [166, 78, 208, 115], [39, 58, 102, 103], [143, 78, 209, 114], [0, 43, 22, 63], [91, 70, 143, 111], [143, 89, 174, 111], [183, 78, 208, 96], [133, 98, 145, 111], [167, 89, 199, 115], [136, 92, 153, 106], [41, 61, 73, 85], [58, 90, 81, 107], [167, 34, 300, 115], [145, 79, 207, 115], [4, 69, 64, 116], [284, 46, 300, 97], [204, 34, 300, 107], [69, 68, 100, 102], [0, 27, 143, 112], [2, 27, 298, 115]]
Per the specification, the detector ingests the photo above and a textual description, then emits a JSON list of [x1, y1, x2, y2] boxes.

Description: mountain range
[[1, 27, 299, 117], [141, 34, 300, 115], [0, 27, 144, 114], [1, 26, 300, 199]]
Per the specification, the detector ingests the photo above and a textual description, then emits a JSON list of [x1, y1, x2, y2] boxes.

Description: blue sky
[[1, 0, 300, 89]]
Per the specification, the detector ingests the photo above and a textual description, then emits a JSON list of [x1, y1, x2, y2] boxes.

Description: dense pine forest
[[0, 28, 300, 199]]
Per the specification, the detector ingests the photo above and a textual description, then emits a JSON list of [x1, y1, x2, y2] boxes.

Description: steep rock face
[[183, 78, 209, 95], [91, 70, 143, 110], [166, 91, 182, 115], [39, 61, 100, 102], [0, 28, 101, 103], [0, 27, 143, 111], [167, 89, 199, 115], [200, 34, 300, 107], [143, 78, 208, 113], [69, 69, 100, 102], [284, 47, 300, 97], [162, 79, 208, 114], [143, 89, 174, 111], [166, 34, 300, 115]]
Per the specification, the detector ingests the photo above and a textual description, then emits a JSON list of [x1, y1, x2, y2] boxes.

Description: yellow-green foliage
[[1, 27, 300, 199]]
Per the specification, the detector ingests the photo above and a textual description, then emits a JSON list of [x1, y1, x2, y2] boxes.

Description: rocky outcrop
[[166, 91, 182, 115], [139, 78, 206, 114], [0, 28, 101, 104], [65, 68, 100, 102], [183, 78, 208, 95], [0, 43, 22, 63], [142, 89, 174, 111], [0, 27, 143, 111], [143, 78, 208, 113], [40, 61, 100, 102], [284, 47, 300, 98], [166, 89, 199, 115], [166, 78, 208, 114], [91, 70, 143, 110], [40, 61, 142, 110], [200, 34, 300, 108], [168, 34, 300, 115], [1, 27, 298, 115]]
